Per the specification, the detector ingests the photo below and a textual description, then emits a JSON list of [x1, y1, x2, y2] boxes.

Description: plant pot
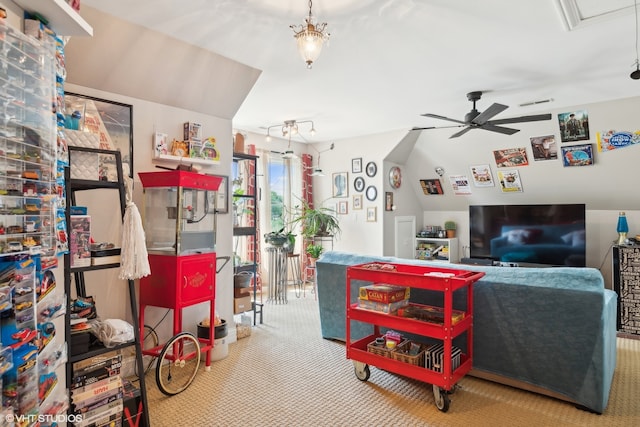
[[308, 257, 317, 267], [446, 229, 456, 238]]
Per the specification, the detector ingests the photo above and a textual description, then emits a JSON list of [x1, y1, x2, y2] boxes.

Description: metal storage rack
[[346, 262, 484, 412], [232, 152, 262, 324], [64, 148, 149, 425]]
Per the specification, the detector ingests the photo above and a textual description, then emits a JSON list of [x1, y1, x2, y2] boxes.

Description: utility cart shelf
[[346, 262, 484, 412]]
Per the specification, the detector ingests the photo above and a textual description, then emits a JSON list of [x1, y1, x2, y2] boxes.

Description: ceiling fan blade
[[411, 124, 465, 131], [449, 126, 473, 139], [481, 123, 520, 135], [472, 103, 508, 125], [488, 113, 552, 125], [420, 113, 467, 125]]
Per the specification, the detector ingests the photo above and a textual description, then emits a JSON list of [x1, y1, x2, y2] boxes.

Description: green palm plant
[[290, 199, 341, 239]]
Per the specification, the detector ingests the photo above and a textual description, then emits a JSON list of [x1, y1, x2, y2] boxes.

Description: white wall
[[300, 96, 640, 290], [65, 83, 235, 343]]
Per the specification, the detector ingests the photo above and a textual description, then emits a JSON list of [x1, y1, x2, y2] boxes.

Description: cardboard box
[[357, 298, 409, 315], [359, 284, 409, 304], [234, 296, 252, 314], [234, 286, 251, 298]]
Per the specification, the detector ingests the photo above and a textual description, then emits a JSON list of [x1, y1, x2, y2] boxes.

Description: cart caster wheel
[[205, 366, 211, 372], [353, 362, 370, 382], [433, 385, 450, 412]]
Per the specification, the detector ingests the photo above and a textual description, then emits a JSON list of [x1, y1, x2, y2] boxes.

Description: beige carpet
[[145, 290, 639, 427]]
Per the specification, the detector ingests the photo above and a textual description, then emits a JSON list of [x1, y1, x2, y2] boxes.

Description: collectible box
[[359, 284, 410, 304], [188, 137, 219, 161], [70, 215, 91, 267], [357, 298, 409, 314], [183, 122, 202, 142]]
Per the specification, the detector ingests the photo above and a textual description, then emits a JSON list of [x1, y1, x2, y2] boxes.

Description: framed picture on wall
[[561, 144, 594, 167], [338, 200, 348, 215], [353, 195, 363, 210], [385, 192, 393, 211], [65, 92, 134, 178], [558, 110, 590, 142], [367, 206, 377, 222], [352, 158, 362, 174], [332, 172, 348, 198]]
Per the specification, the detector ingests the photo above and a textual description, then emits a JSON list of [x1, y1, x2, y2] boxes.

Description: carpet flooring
[[144, 291, 639, 427]]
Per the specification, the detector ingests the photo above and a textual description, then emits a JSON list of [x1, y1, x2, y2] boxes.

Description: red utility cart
[[346, 262, 484, 412]]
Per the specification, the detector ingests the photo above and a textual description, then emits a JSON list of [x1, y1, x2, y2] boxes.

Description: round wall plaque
[[366, 185, 377, 201], [366, 162, 377, 177], [389, 166, 402, 189]]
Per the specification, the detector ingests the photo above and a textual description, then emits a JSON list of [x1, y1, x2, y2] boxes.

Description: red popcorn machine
[[138, 170, 222, 395]]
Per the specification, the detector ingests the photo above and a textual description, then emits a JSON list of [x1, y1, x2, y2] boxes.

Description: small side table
[[266, 246, 288, 304], [287, 253, 303, 297]]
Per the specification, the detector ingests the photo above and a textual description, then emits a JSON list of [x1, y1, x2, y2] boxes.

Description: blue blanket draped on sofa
[[316, 251, 617, 414]]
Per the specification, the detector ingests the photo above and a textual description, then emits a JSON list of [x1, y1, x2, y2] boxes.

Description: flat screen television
[[469, 204, 586, 267]]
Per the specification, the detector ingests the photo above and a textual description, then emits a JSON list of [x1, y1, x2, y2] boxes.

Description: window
[[258, 151, 302, 244]]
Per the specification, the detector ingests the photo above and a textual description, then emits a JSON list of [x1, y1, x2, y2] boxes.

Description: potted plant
[[444, 220, 456, 238], [290, 199, 341, 239], [306, 243, 323, 265], [264, 228, 296, 251]]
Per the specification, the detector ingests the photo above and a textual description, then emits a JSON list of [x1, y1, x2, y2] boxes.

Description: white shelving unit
[[12, 0, 93, 36], [415, 237, 459, 263], [154, 153, 220, 165]]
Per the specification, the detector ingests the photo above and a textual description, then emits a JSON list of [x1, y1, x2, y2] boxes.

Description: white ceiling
[[81, 0, 640, 142]]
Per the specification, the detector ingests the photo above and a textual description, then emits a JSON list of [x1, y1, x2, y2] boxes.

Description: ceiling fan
[[412, 91, 552, 139]]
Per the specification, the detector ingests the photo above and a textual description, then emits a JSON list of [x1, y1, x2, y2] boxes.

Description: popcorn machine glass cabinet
[[139, 171, 222, 255]]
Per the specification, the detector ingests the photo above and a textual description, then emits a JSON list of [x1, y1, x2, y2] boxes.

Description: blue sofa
[[316, 251, 617, 414]]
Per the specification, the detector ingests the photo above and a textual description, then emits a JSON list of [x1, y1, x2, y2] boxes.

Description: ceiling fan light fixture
[[291, 0, 330, 69]]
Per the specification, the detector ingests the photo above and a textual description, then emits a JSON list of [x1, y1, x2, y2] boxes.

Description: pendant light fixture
[[631, 0, 640, 79], [290, 0, 330, 69], [310, 143, 334, 177]]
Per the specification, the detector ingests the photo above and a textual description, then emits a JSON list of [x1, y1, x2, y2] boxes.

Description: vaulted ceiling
[[81, 0, 640, 142]]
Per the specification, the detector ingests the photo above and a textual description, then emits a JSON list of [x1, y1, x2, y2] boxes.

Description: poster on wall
[[420, 179, 444, 195], [558, 110, 590, 142], [529, 135, 558, 161], [448, 175, 472, 195], [493, 147, 529, 167], [561, 144, 594, 167], [596, 130, 640, 152], [469, 164, 495, 187], [497, 169, 523, 193]]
